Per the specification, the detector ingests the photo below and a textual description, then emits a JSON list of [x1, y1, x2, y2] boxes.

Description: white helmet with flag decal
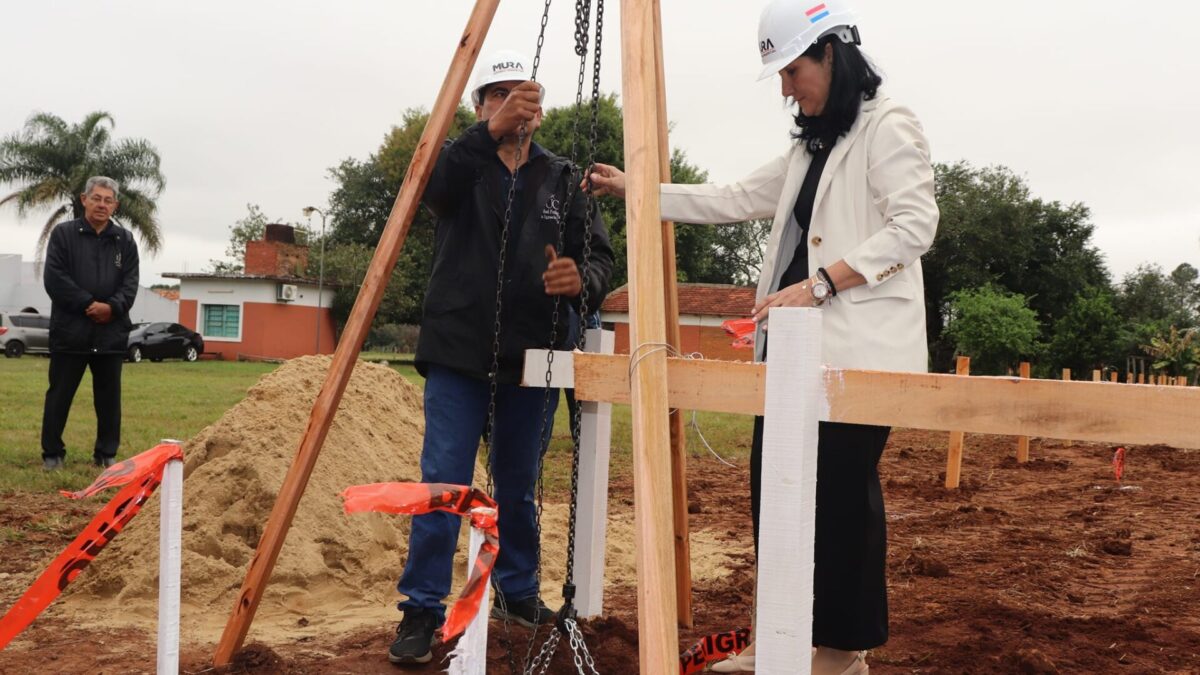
[[756, 0, 861, 81], [471, 49, 546, 106]]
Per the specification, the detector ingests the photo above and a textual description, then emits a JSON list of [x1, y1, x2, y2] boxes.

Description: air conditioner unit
[[277, 284, 299, 302]]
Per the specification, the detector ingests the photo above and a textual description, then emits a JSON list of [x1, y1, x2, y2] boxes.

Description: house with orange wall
[[600, 283, 756, 361], [163, 224, 335, 361]]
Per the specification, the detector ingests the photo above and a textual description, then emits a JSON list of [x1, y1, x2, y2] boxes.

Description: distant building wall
[[603, 311, 752, 362], [176, 277, 335, 360]]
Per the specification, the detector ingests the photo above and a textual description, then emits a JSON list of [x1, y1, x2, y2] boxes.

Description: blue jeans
[[397, 365, 558, 619]]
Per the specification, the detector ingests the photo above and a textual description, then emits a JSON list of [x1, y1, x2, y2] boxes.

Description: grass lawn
[[0, 354, 754, 495]]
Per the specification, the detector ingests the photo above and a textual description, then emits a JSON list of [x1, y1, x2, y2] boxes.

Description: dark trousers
[[398, 365, 558, 619], [41, 352, 124, 461], [751, 417, 891, 651]]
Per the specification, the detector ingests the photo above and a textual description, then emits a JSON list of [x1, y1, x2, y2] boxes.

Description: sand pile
[[55, 355, 746, 644], [61, 356, 470, 640]]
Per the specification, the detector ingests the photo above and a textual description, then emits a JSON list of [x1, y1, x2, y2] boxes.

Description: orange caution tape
[[0, 442, 184, 650], [679, 627, 751, 674], [340, 482, 499, 641], [721, 318, 756, 350]]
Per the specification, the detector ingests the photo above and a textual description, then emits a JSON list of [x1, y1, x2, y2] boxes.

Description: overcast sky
[[3, 0, 1198, 286]]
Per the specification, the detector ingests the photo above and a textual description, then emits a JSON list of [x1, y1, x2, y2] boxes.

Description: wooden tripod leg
[[210, 1, 501, 665], [622, 0, 680, 671], [651, 0, 693, 631]]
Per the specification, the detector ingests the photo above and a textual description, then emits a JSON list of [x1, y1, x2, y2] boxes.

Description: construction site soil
[[2, 357, 1198, 673]]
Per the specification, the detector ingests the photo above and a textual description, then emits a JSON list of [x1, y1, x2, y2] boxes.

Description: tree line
[[3, 108, 1196, 380]]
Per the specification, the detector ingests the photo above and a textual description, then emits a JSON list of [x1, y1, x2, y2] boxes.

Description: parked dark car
[[1, 311, 51, 358], [127, 322, 204, 362]]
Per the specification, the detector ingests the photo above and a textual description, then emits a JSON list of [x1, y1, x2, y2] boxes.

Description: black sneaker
[[43, 456, 64, 471], [388, 608, 439, 665], [93, 456, 116, 468], [490, 595, 556, 629]]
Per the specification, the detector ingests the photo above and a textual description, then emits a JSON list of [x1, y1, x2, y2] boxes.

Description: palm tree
[[0, 111, 165, 260]]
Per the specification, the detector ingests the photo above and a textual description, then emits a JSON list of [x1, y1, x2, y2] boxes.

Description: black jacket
[[43, 219, 140, 354], [415, 122, 614, 383]]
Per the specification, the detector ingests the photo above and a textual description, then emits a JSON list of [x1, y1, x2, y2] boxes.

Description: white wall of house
[[178, 277, 335, 309], [0, 253, 177, 322]]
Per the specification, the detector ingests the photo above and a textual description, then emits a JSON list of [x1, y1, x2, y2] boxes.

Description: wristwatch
[[810, 277, 831, 306]]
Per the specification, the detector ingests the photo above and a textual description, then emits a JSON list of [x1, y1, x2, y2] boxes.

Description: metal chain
[[527, 628, 562, 675], [568, 618, 601, 675], [527, 8, 608, 675], [489, 2, 557, 673], [478, 0, 607, 670], [563, 0, 604, 601], [521, 0, 596, 667]]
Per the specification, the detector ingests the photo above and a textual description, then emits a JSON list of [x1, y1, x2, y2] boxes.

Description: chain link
[[527, 628, 561, 675], [568, 619, 602, 675]]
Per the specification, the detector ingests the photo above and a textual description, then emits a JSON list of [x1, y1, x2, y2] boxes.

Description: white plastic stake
[[447, 525, 490, 675], [755, 308, 823, 674], [573, 328, 615, 618], [156, 458, 184, 675]]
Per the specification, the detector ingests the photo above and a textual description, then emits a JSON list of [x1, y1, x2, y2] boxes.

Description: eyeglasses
[[87, 195, 117, 206]]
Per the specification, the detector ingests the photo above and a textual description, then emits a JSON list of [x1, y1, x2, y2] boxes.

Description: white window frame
[[196, 301, 244, 343]]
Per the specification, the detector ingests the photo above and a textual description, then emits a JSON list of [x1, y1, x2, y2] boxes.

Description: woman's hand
[[582, 163, 626, 198], [751, 280, 817, 329]]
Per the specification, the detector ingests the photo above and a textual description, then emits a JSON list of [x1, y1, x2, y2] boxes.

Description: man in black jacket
[[389, 50, 614, 665], [40, 176, 140, 471]]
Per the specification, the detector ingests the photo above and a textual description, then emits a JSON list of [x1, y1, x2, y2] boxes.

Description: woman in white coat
[[587, 1, 938, 672]]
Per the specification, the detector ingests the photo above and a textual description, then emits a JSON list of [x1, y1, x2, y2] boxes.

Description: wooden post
[[211, 1, 500, 664], [1016, 362, 1031, 462], [1138, 372, 1145, 385], [651, 0, 692, 629], [1062, 368, 1073, 445], [621, 0, 680, 669], [1110, 371, 1118, 383], [944, 356, 970, 488], [756, 308, 823, 674], [1093, 369, 1102, 383], [1126, 372, 1134, 384], [1179, 376, 1188, 387]]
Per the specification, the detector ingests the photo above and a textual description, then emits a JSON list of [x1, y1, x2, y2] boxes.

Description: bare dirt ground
[[3, 428, 1200, 674]]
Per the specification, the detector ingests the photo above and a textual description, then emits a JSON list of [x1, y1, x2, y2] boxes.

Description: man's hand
[[487, 81, 543, 142], [543, 245, 582, 297], [85, 301, 113, 324], [583, 163, 626, 199]]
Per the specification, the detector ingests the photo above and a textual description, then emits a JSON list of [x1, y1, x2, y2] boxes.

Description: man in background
[[41, 176, 140, 470]]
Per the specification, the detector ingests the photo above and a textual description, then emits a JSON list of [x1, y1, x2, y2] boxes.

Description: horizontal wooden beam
[[527, 351, 1200, 450]]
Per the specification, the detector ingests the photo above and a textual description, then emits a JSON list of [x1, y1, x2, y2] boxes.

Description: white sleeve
[[658, 153, 790, 224], [842, 106, 939, 287]]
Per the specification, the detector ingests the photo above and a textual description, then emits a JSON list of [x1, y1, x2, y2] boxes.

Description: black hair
[[792, 35, 883, 152]]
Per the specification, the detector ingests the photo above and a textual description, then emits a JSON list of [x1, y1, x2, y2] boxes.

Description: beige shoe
[[842, 651, 868, 674], [709, 652, 755, 673], [827, 651, 868, 675]]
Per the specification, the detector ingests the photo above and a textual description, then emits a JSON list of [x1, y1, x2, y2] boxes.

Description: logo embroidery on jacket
[[114, 252, 122, 270], [541, 195, 563, 223]]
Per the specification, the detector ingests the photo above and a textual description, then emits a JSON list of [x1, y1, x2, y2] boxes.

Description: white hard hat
[[756, 0, 861, 81], [471, 49, 546, 106]]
